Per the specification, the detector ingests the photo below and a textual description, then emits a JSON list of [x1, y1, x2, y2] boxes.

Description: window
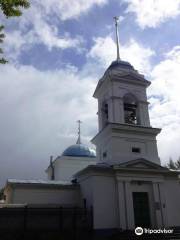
[[123, 93, 138, 125], [101, 101, 109, 127], [124, 103, 137, 124], [132, 147, 141, 153], [103, 151, 107, 158], [104, 103, 108, 119]]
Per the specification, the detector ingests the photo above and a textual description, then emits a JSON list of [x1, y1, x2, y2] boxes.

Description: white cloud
[[36, 0, 107, 20], [0, 63, 97, 186], [3, 0, 108, 59], [3, 4, 84, 59], [88, 36, 154, 74], [148, 45, 180, 162], [1, 0, 108, 60], [123, 0, 180, 28]]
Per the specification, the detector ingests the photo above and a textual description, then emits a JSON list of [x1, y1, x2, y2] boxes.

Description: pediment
[[114, 158, 167, 170]]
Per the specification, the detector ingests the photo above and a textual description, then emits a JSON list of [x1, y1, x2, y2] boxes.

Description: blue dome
[[62, 144, 96, 158]]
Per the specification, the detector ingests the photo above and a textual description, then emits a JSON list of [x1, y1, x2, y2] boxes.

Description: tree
[[166, 157, 180, 170], [0, 25, 6, 63], [0, 0, 30, 63], [175, 156, 180, 169], [0, 187, 4, 200]]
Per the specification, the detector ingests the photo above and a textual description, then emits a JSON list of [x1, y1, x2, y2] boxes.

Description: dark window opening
[[103, 152, 107, 158], [132, 147, 141, 153], [124, 103, 137, 125], [104, 103, 108, 119], [123, 93, 138, 125], [102, 102, 109, 127]]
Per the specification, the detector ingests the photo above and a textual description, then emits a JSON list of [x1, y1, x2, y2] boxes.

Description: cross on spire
[[76, 120, 82, 144], [113, 16, 121, 61]]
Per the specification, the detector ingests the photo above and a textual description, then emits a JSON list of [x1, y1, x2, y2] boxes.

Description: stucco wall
[[110, 135, 159, 164], [164, 179, 180, 227], [47, 156, 96, 181], [92, 175, 118, 229], [78, 173, 118, 230], [6, 185, 82, 206]]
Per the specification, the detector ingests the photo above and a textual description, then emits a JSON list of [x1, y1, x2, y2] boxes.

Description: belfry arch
[[123, 93, 140, 125]]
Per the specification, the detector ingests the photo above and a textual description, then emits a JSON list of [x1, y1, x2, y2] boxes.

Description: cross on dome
[[76, 120, 82, 144]]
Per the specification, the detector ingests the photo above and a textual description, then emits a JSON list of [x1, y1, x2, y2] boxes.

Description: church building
[[3, 18, 180, 234]]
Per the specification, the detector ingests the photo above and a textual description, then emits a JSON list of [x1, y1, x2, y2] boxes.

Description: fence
[[0, 206, 93, 240]]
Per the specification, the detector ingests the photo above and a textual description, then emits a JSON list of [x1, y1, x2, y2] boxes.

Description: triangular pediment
[[114, 158, 167, 170]]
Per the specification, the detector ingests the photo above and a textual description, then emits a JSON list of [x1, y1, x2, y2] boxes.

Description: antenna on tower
[[76, 120, 82, 144], [113, 16, 121, 61]]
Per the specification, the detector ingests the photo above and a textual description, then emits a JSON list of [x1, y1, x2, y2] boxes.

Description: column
[[138, 102, 150, 127], [125, 181, 134, 229], [117, 180, 134, 230], [152, 182, 163, 227], [98, 100, 103, 131], [117, 181, 127, 230], [108, 97, 114, 123], [158, 183, 168, 227]]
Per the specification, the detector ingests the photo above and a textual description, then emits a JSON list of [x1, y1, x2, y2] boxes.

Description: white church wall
[[7, 185, 81, 206], [164, 179, 180, 227], [78, 176, 93, 208], [95, 128, 160, 165], [110, 137, 159, 164], [77, 172, 118, 230], [47, 156, 96, 182], [92, 175, 118, 229]]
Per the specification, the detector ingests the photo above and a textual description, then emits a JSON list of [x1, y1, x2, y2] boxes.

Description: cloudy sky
[[0, 0, 180, 187]]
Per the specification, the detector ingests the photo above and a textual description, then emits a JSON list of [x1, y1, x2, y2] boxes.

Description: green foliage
[[166, 157, 180, 170], [0, 25, 8, 63], [0, 187, 4, 200], [175, 157, 180, 169], [0, 0, 30, 63], [0, 0, 30, 18]]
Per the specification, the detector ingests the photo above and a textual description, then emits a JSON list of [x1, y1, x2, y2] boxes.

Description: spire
[[113, 16, 120, 61], [76, 120, 82, 144]]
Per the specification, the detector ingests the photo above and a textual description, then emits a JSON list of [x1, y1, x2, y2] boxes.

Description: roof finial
[[113, 16, 120, 61], [76, 120, 82, 144]]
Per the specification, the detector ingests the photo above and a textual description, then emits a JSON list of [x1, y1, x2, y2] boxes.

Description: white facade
[[92, 123, 160, 165], [46, 155, 96, 182], [93, 61, 161, 165], [76, 159, 180, 230], [75, 60, 180, 231], [4, 180, 81, 206]]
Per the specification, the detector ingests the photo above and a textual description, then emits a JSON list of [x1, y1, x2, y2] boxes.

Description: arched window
[[123, 93, 138, 125]]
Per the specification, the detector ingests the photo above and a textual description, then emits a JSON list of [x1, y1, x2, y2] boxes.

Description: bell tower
[[92, 17, 161, 165]]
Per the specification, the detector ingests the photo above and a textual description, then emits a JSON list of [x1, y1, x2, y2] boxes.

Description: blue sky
[[0, 0, 180, 187]]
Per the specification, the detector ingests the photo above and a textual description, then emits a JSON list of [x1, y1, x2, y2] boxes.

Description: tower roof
[[107, 60, 134, 71]]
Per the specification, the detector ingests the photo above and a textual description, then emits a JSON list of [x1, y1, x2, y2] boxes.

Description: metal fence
[[0, 206, 93, 240]]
